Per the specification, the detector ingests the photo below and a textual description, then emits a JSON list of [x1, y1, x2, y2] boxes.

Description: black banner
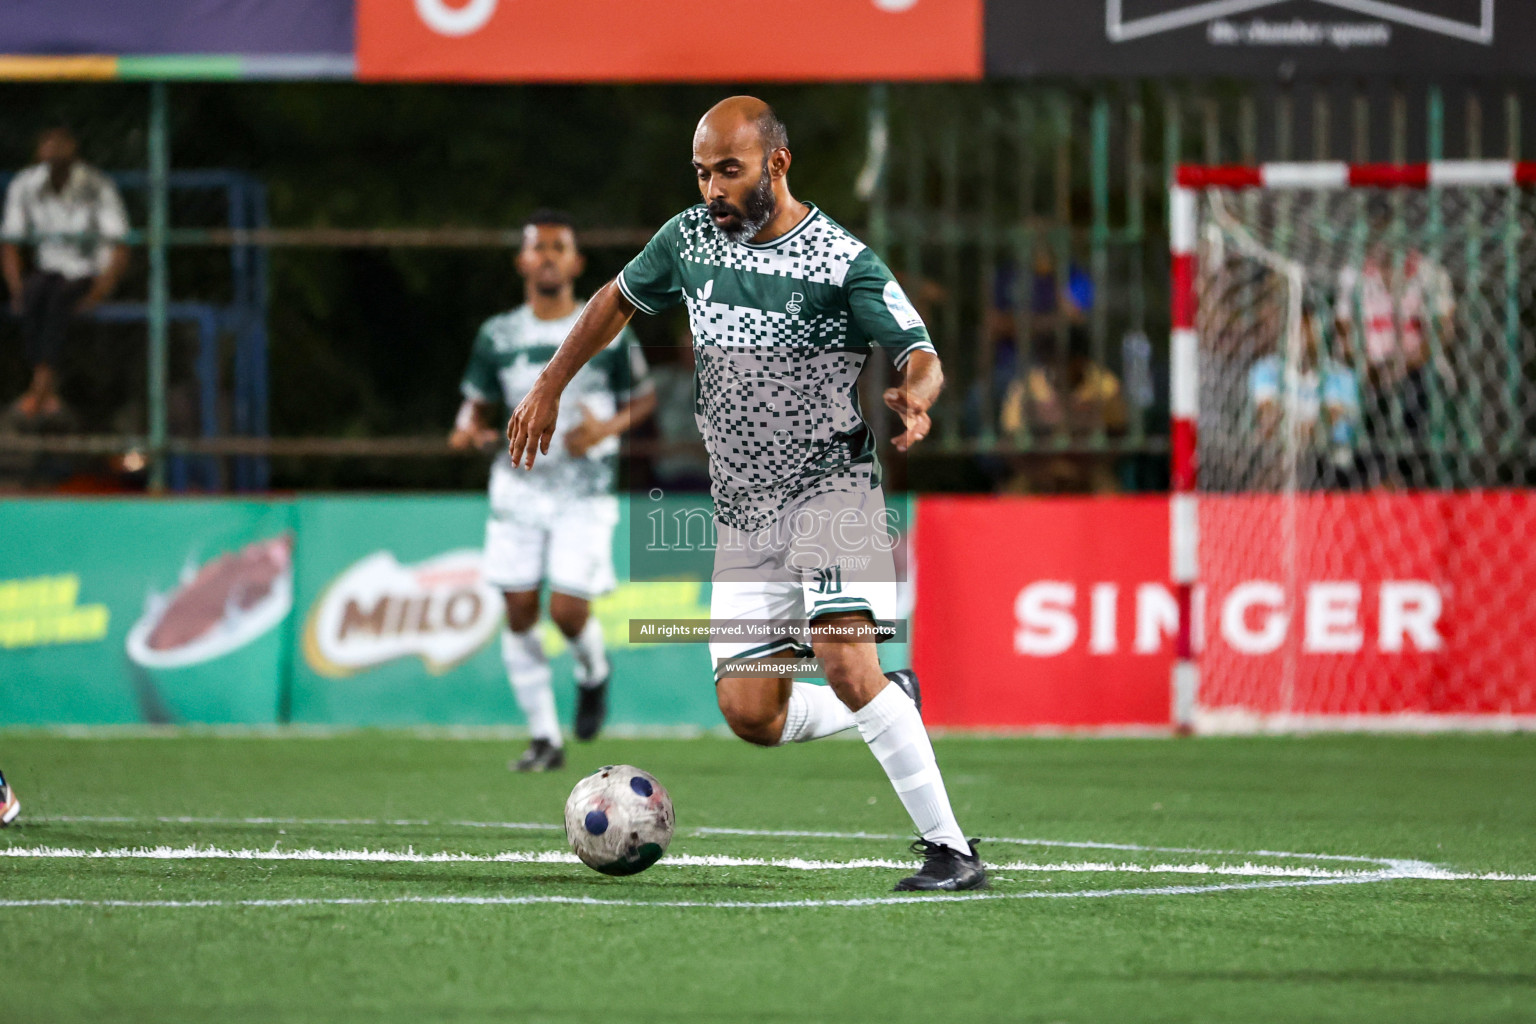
[[986, 1, 1536, 78]]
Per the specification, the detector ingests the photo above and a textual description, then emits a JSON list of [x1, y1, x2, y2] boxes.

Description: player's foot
[[574, 675, 609, 742], [509, 740, 565, 773], [893, 839, 986, 892], [0, 769, 19, 827], [884, 668, 922, 714]]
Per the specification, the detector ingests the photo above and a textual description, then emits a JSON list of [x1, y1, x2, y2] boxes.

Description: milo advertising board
[[1, 494, 911, 729], [0, 499, 293, 724], [286, 495, 723, 728]]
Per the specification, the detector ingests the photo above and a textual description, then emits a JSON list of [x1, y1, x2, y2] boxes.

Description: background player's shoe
[[894, 839, 986, 892], [509, 740, 565, 773], [884, 668, 922, 714], [0, 770, 19, 827], [574, 675, 609, 741]]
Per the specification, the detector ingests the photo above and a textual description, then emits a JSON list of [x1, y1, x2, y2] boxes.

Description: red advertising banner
[[913, 493, 1536, 731], [1199, 492, 1536, 721], [357, 0, 983, 82], [913, 496, 1175, 729]]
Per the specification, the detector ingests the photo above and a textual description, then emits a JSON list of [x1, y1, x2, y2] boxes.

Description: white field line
[[4, 845, 1533, 882], [0, 875, 1403, 910], [38, 817, 1396, 866], [45, 815, 561, 831]]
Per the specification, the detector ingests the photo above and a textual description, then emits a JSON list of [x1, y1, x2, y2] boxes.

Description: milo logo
[[304, 550, 501, 677]]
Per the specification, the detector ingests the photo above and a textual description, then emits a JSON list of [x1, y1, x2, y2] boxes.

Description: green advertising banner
[[1, 494, 912, 729], [288, 495, 721, 730], [0, 499, 293, 724]]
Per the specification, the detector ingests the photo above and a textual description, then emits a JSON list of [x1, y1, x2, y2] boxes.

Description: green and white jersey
[[461, 302, 651, 511], [617, 204, 936, 532]]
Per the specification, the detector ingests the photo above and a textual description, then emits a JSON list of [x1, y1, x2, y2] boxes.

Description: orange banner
[[357, 0, 983, 82]]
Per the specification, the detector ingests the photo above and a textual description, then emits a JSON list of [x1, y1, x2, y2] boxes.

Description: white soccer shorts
[[708, 484, 899, 677], [482, 496, 619, 599]]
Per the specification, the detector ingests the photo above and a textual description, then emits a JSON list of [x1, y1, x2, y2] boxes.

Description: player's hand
[[448, 426, 499, 452], [563, 405, 608, 458], [884, 386, 932, 453], [507, 380, 561, 470]]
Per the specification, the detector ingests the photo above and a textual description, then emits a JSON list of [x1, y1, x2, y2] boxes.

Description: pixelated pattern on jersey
[[660, 208, 896, 531], [676, 207, 865, 288], [687, 299, 873, 532]]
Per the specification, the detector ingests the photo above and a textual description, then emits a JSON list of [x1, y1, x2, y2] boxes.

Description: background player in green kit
[[506, 99, 984, 891], [451, 210, 654, 772]]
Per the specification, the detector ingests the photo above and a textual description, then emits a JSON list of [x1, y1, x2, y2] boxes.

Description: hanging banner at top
[[986, 1, 1536, 78], [356, 0, 983, 82], [0, 0, 353, 56]]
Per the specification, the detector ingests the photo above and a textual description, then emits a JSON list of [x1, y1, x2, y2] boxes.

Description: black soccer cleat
[[894, 839, 987, 892], [509, 739, 566, 773], [574, 675, 610, 742], [0, 769, 18, 827], [884, 668, 922, 714]]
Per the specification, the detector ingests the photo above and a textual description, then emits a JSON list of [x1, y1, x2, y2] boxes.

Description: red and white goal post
[[1170, 161, 1536, 733]]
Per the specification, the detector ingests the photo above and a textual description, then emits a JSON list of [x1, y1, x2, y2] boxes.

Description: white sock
[[503, 628, 561, 747], [853, 682, 968, 853], [568, 616, 609, 688], [778, 682, 858, 743]]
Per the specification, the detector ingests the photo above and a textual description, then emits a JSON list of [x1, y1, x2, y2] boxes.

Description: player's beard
[[709, 163, 776, 244]]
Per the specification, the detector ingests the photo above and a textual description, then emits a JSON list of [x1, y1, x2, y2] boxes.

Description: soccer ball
[[564, 765, 674, 876]]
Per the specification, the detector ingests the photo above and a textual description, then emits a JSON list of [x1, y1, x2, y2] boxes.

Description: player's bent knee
[[547, 593, 590, 637], [716, 681, 786, 747], [502, 591, 540, 633]]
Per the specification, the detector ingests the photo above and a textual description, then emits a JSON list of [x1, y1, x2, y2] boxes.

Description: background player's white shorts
[[708, 485, 899, 677], [482, 496, 619, 598]]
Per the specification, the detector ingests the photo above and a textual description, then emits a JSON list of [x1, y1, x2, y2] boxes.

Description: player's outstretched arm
[[507, 280, 637, 469], [883, 349, 944, 453]]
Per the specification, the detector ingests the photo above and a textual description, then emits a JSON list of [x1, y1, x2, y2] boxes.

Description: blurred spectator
[[1249, 308, 1362, 490], [996, 326, 1127, 494], [968, 235, 1094, 439], [648, 326, 710, 492], [2, 126, 130, 422], [1334, 197, 1455, 485], [988, 235, 1093, 354]]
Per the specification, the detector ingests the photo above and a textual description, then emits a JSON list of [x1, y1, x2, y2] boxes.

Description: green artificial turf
[[1, 732, 1533, 1023]]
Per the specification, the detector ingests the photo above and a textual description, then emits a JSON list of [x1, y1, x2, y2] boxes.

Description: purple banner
[[1, 0, 353, 56]]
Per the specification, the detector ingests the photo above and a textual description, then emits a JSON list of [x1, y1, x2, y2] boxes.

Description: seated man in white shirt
[[1, 126, 130, 420]]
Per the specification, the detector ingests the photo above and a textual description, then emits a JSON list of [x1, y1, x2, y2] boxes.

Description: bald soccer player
[[507, 98, 983, 891]]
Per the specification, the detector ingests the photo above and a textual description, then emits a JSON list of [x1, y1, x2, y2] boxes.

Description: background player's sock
[[503, 627, 561, 747], [853, 682, 968, 853], [569, 616, 609, 688], [778, 681, 857, 743]]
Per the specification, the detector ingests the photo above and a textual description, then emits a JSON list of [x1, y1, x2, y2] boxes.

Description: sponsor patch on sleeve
[[882, 280, 924, 331]]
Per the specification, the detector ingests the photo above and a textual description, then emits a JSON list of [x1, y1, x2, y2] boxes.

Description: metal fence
[[1, 80, 1530, 495], [874, 79, 1535, 492]]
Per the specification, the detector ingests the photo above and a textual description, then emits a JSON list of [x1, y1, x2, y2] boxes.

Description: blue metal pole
[[147, 82, 170, 493]]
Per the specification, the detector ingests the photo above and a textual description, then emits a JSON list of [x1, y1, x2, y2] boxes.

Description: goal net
[[1171, 163, 1536, 732]]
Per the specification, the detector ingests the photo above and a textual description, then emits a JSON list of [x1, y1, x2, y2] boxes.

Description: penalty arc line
[[3, 846, 1533, 881], [24, 818, 1535, 881], [0, 845, 1461, 878]]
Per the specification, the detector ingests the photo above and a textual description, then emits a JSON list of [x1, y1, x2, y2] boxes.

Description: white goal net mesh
[[1192, 182, 1536, 729]]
